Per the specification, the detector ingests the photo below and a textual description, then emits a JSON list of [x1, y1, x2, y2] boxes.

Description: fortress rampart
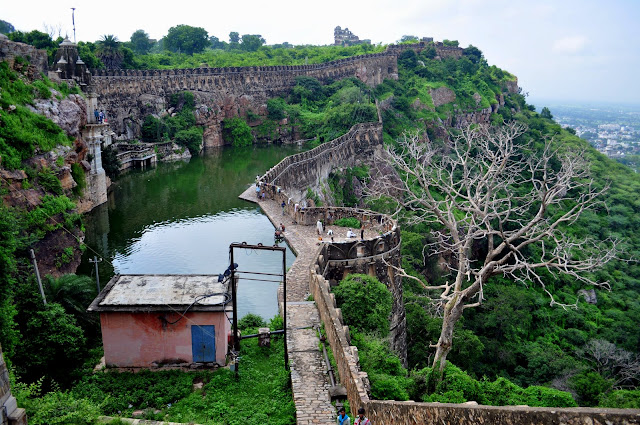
[[258, 121, 407, 364], [87, 43, 465, 145], [90, 53, 398, 145]]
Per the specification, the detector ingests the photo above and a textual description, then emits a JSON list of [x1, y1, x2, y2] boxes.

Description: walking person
[[281, 201, 286, 215], [360, 224, 365, 240], [354, 407, 370, 425], [337, 407, 350, 425], [93, 108, 99, 123], [99, 109, 105, 123]]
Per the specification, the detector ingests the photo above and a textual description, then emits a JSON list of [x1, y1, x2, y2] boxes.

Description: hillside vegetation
[[325, 44, 640, 408]]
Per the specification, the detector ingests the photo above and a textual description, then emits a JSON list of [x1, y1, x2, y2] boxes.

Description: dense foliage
[[0, 57, 101, 393], [0, 62, 74, 169], [140, 91, 203, 154]]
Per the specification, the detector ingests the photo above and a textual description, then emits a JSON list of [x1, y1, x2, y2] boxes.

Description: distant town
[[536, 101, 640, 160]]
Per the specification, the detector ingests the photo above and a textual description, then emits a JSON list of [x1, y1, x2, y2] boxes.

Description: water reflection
[[79, 144, 306, 320]]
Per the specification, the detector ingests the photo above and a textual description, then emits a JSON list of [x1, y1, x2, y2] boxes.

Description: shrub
[[333, 274, 391, 335], [174, 127, 203, 155], [32, 79, 51, 99], [70, 163, 86, 197], [570, 371, 612, 406], [333, 217, 360, 228], [267, 97, 286, 121], [222, 117, 253, 147], [238, 313, 266, 330], [520, 385, 577, 408], [37, 167, 63, 195], [599, 390, 640, 408]]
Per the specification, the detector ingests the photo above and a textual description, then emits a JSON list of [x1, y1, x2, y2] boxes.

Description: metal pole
[[71, 8, 76, 43], [230, 247, 239, 380], [283, 249, 289, 370], [90, 256, 101, 292], [29, 249, 47, 305]]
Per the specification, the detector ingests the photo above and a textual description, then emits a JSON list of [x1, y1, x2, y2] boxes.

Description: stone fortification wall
[[90, 54, 397, 145], [0, 34, 48, 73], [366, 401, 640, 425], [261, 122, 383, 202], [386, 41, 464, 59], [258, 120, 407, 364]]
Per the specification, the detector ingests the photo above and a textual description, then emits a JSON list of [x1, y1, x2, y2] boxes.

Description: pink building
[[88, 274, 232, 368]]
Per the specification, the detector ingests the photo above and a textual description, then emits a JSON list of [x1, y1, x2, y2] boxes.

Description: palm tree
[[44, 274, 97, 325], [96, 34, 123, 69]]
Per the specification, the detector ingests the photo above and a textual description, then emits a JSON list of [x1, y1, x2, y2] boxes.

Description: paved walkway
[[240, 185, 336, 425]]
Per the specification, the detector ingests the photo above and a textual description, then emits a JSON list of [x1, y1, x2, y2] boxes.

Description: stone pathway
[[240, 185, 336, 425]]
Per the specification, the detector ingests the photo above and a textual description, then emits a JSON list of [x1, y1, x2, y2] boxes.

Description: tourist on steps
[[337, 407, 350, 425], [354, 407, 370, 425]]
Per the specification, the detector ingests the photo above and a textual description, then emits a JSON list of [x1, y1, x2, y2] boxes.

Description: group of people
[[93, 108, 106, 124], [337, 407, 370, 425]]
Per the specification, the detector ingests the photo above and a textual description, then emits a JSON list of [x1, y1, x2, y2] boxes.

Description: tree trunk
[[432, 293, 466, 374]]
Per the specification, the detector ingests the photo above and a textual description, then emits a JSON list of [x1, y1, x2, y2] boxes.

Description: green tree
[[164, 25, 209, 55], [541, 106, 554, 120], [141, 115, 164, 142], [267, 97, 286, 121], [96, 34, 123, 69], [332, 274, 392, 335], [14, 301, 87, 385], [400, 35, 419, 43], [240, 34, 266, 52], [43, 274, 97, 323], [174, 127, 203, 155], [463, 45, 483, 64], [229, 31, 240, 44], [221, 117, 252, 147], [8, 30, 56, 50], [209, 35, 226, 49], [130, 29, 153, 55]]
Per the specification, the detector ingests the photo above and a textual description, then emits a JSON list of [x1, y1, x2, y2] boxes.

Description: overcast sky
[[3, 0, 639, 105]]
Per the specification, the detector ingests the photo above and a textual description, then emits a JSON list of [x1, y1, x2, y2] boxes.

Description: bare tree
[[368, 123, 619, 372], [578, 339, 640, 389]]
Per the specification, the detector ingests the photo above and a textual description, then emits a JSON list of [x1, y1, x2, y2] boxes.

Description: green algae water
[[79, 144, 305, 320]]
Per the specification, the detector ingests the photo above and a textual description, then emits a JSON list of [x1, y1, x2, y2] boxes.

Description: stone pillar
[[82, 124, 108, 207], [0, 343, 28, 425]]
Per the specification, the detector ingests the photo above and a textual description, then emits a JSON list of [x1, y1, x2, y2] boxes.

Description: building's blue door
[[191, 325, 216, 362]]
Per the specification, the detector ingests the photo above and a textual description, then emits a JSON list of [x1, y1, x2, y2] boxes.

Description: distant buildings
[[334, 26, 371, 46]]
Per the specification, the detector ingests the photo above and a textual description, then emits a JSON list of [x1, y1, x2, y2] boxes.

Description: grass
[[69, 336, 294, 425]]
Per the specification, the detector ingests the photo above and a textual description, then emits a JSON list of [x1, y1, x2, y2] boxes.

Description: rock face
[[0, 35, 48, 73], [430, 86, 456, 107], [31, 94, 87, 138]]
